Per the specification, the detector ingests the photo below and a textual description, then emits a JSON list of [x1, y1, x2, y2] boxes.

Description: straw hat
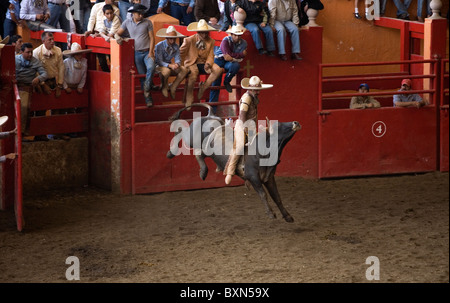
[[156, 26, 186, 38], [187, 19, 218, 32], [62, 42, 92, 56], [0, 116, 8, 127], [0, 35, 10, 49], [226, 25, 246, 36], [241, 76, 273, 90]]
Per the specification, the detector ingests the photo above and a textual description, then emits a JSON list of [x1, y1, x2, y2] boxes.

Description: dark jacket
[[195, 0, 221, 22], [221, 0, 239, 31], [240, 0, 269, 25]]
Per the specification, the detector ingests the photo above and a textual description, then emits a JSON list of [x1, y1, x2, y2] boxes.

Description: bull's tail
[[168, 103, 215, 122]]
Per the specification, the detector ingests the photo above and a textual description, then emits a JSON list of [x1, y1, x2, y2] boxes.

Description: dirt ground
[[0, 172, 448, 283]]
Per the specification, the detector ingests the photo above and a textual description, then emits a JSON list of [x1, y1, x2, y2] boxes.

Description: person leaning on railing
[[349, 83, 381, 109], [393, 78, 428, 108]]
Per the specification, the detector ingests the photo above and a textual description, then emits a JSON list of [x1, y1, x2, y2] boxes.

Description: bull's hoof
[[199, 168, 208, 180], [283, 214, 294, 223], [166, 150, 175, 159]]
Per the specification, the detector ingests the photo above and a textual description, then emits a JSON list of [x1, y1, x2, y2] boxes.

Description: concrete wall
[[21, 138, 89, 195]]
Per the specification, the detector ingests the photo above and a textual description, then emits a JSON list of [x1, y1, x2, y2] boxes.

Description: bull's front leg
[[248, 177, 276, 220], [195, 154, 209, 180], [265, 175, 294, 223]]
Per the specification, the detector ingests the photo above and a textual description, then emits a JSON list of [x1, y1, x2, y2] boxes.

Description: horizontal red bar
[[27, 113, 89, 136]]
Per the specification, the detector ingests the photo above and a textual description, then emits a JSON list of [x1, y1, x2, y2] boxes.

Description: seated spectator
[[240, 0, 275, 56], [0, 35, 10, 54], [33, 31, 65, 98], [62, 42, 92, 94], [209, 25, 247, 112], [157, 0, 195, 26], [19, 0, 55, 31], [393, 78, 428, 108], [15, 42, 48, 139], [0, 116, 17, 163], [349, 83, 381, 109], [268, 0, 302, 61], [154, 26, 187, 99], [195, 0, 221, 29], [393, 0, 411, 20], [10, 34, 23, 55], [179, 19, 222, 107], [3, 0, 24, 38], [417, 0, 431, 22]]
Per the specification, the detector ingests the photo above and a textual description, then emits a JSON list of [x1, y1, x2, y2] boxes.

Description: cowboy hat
[[226, 25, 246, 36], [241, 76, 273, 90], [156, 26, 186, 38], [62, 42, 92, 56], [0, 35, 10, 48], [0, 116, 8, 127], [128, 3, 148, 14], [187, 19, 218, 32]]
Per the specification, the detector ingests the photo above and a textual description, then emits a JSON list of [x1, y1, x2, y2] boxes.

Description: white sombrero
[[241, 76, 273, 90], [0, 35, 10, 49], [187, 19, 218, 32], [156, 26, 186, 38], [0, 116, 8, 127], [62, 42, 92, 56], [226, 25, 246, 36]]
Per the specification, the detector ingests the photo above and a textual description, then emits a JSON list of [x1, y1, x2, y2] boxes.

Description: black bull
[[166, 104, 302, 222]]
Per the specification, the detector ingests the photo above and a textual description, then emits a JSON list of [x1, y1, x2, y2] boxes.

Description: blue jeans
[[209, 57, 241, 103], [134, 50, 155, 91], [379, 0, 387, 15], [46, 3, 71, 32], [244, 22, 276, 52], [273, 20, 300, 55], [3, 18, 16, 38], [417, 0, 431, 17], [119, 1, 133, 23], [171, 3, 195, 26]]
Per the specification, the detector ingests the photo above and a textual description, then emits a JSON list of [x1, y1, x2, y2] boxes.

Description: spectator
[[209, 25, 247, 112], [115, 3, 156, 107], [0, 116, 17, 163], [62, 42, 92, 94], [85, 0, 120, 37], [195, 0, 221, 28], [218, 0, 226, 28], [154, 26, 187, 99], [224, 75, 273, 185], [33, 31, 65, 98], [179, 19, 222, 107], [98, 4, 121, 42], [297, 0, 323, 25], [85, 0, 120, 72], [349, 83, 381, 109], [353, 0, 366, 19], [3, 0, 24, 38], [157, 0, 195, 26], [46, 0, 71, 32], [221, 0, 239, 31], [20, 0, 55, 31], [393, 78, 428, 108], [268, 0, 302, 61], [379, 0, 386, 17], [15, 42, 48, 139], [0, 35, 9, 55], [240, 0, 275, 56], [10, 34, 23, 55]]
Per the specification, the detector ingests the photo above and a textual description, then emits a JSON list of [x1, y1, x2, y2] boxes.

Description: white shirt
[[63, 56, 88, 89]]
